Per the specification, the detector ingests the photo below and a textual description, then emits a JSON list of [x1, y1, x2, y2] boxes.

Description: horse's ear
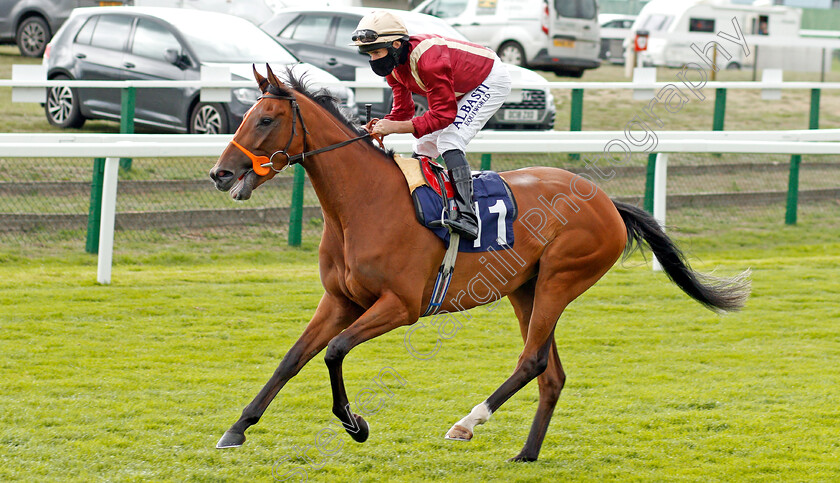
[[265, 63, 283, 90], [253, 64, 269, 94]]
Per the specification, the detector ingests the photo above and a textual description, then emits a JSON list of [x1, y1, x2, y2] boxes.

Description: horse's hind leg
[[445, 278, 564, 450], [501, 279, 567, 462], [445, 250, 605, 461], [511, 340, 565, 462]]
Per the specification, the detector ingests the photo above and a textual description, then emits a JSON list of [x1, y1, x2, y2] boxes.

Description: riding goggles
[[351, 29, 380, 43]]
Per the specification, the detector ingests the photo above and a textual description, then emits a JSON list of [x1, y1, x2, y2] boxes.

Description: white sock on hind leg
[[454, 402, 492, 432]]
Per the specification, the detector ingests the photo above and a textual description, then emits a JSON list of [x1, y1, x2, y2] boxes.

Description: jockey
[[351, 10, 512, 241]]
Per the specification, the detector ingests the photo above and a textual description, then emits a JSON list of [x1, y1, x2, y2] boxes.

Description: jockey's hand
[[363, 118, 414, 146], [364, 118, 380, 134], [371, 118, 397, 136], [364, 118, 386, 149]]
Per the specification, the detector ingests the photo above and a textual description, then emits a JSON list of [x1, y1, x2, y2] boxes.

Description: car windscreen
[[639, 14, 673, 32], [174, 15, 298, 63]]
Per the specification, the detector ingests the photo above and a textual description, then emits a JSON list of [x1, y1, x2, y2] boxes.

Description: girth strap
[[422, 232, 461, 317]]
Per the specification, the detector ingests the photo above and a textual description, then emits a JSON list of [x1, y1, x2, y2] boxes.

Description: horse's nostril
[[210, 169, 234, 183]]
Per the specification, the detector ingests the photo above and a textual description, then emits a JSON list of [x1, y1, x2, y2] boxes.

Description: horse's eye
[[259, 117, 273, 126]]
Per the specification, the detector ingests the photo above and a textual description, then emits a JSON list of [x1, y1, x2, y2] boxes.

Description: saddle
[[393, 154, 518, 253]]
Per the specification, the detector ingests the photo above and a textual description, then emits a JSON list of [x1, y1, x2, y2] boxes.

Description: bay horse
[[208, 65, 750, 462]]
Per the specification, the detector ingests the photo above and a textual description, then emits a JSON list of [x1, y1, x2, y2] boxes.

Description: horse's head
[[209, 64, 304, 200]]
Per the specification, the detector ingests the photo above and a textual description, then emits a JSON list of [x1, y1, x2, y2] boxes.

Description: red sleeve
[[384, 74, 414, 122], [410, 47, 457, 138]]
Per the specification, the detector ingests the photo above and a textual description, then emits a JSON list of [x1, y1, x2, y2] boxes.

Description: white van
[[633, 0, 804, 70], [412, 0, 600, 77]]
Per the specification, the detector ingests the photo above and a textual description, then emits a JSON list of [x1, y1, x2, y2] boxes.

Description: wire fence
[[1, 152, 838, 254]]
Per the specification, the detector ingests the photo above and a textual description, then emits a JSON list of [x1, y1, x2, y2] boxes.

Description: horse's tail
[[613, 200, 751, 313]]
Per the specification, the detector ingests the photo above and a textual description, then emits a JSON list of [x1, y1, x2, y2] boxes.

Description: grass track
[[1, 225, 839, 482]]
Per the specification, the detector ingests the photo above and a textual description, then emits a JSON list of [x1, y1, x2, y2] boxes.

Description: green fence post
[[809, 88, 821, 130], [643, 153, 657, 213], [85, 158, 106, 254], [784, 89, 821, 225], [785, 155, 801, 225], [120, 86, 135, 171], [288, 164, 305, 247], [480, 153, 492, 171], [569, 88, 584, 161], [712, 88, 726, 131]]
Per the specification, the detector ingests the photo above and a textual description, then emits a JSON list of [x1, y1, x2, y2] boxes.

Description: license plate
[[553, 39, 575, 48], [503, 110, 539, 121]]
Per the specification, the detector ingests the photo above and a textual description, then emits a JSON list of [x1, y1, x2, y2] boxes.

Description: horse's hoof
[[346, 414, 369, 443], [444, 424, 473, 441], [508, 454, 538, 463], [216, 431, 246, 448]]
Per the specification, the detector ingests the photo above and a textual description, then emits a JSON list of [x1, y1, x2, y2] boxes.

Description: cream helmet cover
[[350, 11, 409, 52]]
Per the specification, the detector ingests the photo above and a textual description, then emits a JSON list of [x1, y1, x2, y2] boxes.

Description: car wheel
[[412, 95, 428, 117], [726, 61, 741, 70], [498, 41, 526, 67], [189, 102, 228, 134], [16, 16, 50, 58], [45, 75, 86, 129]]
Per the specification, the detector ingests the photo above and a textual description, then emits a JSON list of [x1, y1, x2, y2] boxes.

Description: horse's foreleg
[[323, 291, 412, 443], [217, 293, 362, 449]]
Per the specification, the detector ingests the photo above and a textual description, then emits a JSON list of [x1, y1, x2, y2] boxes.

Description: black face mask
[[369, 42, 409, 77], [369, 55, 397, 77]]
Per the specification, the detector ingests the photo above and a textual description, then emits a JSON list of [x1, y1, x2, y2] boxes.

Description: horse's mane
[[272, 68, 393, 156]]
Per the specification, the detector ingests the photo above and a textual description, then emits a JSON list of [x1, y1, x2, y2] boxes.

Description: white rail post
[[200, 65, 231, 102], [11, 65, 46, 103], [96, 157, 120, 285], [761, 69, 783, 100], [652, 153, 668, 272], [354, 67, 385, 103], [632, 67, 656, 101]]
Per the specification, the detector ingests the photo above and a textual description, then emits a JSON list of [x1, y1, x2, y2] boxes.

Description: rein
[[229, 93, 372, 176]]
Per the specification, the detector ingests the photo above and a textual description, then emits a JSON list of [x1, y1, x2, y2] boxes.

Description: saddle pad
[[412, 171, 518, 253], [393, 154, 427, 193], [394, 154, 453, 198]]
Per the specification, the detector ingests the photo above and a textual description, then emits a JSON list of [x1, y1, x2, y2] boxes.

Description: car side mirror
[[165, 48, 179, 64], [165, 48, 191, 70]]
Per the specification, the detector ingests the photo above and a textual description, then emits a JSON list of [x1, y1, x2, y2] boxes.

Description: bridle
[[228, 91, 374, 176]]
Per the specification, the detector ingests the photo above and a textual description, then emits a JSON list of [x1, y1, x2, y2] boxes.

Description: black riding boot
[[442, 149, 479, 240]]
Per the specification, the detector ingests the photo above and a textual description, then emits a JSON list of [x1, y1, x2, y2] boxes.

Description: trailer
[[630, 0, 828, 72]]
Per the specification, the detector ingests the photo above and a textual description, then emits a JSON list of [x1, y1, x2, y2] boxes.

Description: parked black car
[[260, 7, 556, 131], [0, 0, 128, 57], [43, 6, 352, 133]]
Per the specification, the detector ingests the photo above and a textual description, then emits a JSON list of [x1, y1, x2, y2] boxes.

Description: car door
[[449, 0, 499, 48], [277, 13, 332, 73], [72, 14, 133, 118], [549, 0, 599, 70], [0, 0, 16, 38], [324, 14, 372, 81], [122, 17, 190, 130]]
